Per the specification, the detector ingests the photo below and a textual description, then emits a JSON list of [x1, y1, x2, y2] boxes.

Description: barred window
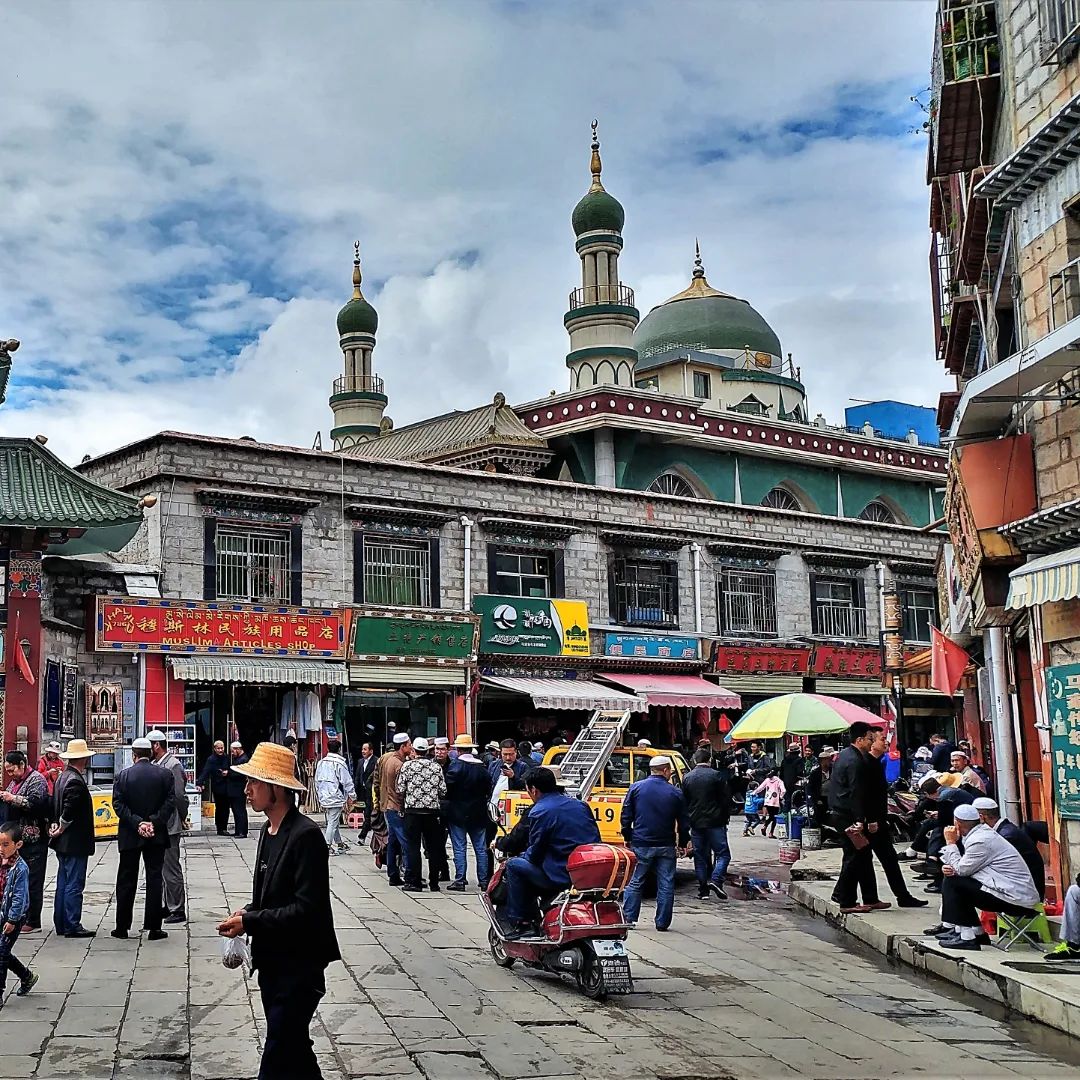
[[810, 575, 867, 639], [215, 527, 291, 603], [363, 538, 431, 608], [612, 558, 679, 628], [718, 568, 777, 637], [1039, 0, 1080, 62]]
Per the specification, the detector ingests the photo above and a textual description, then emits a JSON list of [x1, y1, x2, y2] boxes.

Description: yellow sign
[[91, 789, 118, 839], [552, 599, 590, 656]]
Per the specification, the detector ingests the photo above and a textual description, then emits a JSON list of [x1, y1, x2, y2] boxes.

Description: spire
[[661, 239, 733, 303], [589, 119, 605, 193], [352, 240, 364, 299], [693, 238, 705, 279]]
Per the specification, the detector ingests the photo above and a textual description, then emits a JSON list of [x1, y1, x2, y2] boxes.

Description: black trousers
[[404, 813, 444, 887], [213, 791, 231, 835], [22, 842, 46, 929], [258, 966, 326, 1080], [425, 818, 450, 880], [941, 873, 1033, 928], [867, 825, 914, 901], [231, 795, 249, 838], [0, 928, 30, 992], [114, 845, 166, 933], [357, 788, 373, 839], [830, 821, 879, 906]]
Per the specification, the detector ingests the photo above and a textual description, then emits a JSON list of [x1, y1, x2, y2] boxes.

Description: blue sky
[[0, 0, 945, 461]]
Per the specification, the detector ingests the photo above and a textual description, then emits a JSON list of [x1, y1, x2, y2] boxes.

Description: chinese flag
[[12, 612, 35, 687], [930, 626, 969, 697]]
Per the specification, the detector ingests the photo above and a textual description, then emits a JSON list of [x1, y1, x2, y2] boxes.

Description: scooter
[[480, 848, 635, 1001]]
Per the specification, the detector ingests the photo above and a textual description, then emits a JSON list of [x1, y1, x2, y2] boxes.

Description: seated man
[[972, 797, 1045, 900], [906, 775, 975, 892], [501, 768, 599, 938], [924, 803, 1040, 951]]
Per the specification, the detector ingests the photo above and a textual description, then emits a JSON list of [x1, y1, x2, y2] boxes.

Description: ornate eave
[[478, 516, 578, 541], [998, 497, 1080, 554]]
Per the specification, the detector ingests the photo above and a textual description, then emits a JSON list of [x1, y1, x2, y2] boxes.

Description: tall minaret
[[330, 243, 387, 449], [564, 121, 639, 391]]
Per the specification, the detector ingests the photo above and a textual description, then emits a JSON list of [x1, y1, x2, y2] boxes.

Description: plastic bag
[[221, 934, 251, 972]]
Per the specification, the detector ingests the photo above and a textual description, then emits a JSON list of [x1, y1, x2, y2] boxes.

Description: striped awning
[[480, 676, 646, 712], [1006, 546, 1080, 610], [597, 673, 741, 709], [168, 656, 348, 686]]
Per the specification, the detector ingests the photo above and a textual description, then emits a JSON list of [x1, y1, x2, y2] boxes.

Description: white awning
[[348, 663, 467, 689], [480, 676, 647, 712], [1007, 545, 1080, 610], [168, 656, 348, 686]]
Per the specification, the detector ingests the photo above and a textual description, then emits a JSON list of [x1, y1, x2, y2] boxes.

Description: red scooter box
[[567, 844, 636, 894]]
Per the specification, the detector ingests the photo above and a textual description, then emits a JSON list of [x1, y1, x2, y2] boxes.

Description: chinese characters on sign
[[1047, 662, 1080, 820], [604, 633, 698, 660], [711, 645, 813, 676], [473, 596, 590, 657], [812, 645, 882, 679], [349, 610, 479, 665], [94, 598, 345, 657]]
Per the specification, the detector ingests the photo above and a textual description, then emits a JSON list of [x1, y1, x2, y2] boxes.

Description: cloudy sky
[[1, 0, 946, 462]]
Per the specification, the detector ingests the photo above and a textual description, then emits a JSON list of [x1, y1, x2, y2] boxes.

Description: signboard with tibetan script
[[711, 644, 812, 676], [1047, 662, 1080, 820], [473, 595, 590, 657], [604, 633, 698, 660], [94, 597, 345, 657], [811, 645, 881, 679], [349, 609, 478, 666]]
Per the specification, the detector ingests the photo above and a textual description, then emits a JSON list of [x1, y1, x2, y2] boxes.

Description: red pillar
[[6, 574, 42, 761]]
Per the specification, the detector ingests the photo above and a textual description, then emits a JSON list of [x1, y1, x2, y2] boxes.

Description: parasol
[[726, 693, 882, 741]]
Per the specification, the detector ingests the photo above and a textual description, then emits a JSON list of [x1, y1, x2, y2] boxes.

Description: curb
[[788, 882, 1080, 1038]]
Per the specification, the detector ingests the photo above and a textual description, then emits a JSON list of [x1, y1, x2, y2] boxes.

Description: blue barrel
[[789, 814, 803, 842]]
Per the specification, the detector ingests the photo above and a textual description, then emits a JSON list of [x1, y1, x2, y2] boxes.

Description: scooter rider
[[500, 768, 599, 939]]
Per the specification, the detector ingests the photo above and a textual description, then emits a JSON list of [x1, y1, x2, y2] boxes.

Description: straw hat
[[453, 733, 477, 750], [229, 742, 306, 791], [59, 739, 94, 761]]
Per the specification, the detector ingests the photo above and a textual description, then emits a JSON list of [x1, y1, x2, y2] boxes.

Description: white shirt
[[941, 822, 1040, 908]]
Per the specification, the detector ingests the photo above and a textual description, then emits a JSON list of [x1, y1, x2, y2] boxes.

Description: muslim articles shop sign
[[349, 609, 479, 666], [1047, 662, 1080, 820], [93, 598, 346, 657], [473, 596, 590, 656]]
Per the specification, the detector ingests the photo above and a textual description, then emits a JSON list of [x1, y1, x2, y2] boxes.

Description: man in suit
[[973, 797, 1045, 898], [218, 743, 340, 1080], [111, 738, 175, 941], [48, 738, 97, 937], [227, 742, 250, 839], [353, 742, 376, 845], [196, 740, 232, 835], [148, 730, 189, 925]]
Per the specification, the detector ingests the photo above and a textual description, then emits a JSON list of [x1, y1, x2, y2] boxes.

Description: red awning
[[598, 673, 741, 710]]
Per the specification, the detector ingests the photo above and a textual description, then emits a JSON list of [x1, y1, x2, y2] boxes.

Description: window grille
[[215, 527, 291, 603], [811, 576, 867, 638], [718, 568, 777, 636], [612, 558, 679, 628], [648, 473, 696, 497], [363, 538, 431, 607]]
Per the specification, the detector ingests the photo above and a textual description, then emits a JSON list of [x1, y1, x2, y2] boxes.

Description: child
[[752, 770, 787, 839], [743, 789, 765, 836], [0, 822, 37, 1006]]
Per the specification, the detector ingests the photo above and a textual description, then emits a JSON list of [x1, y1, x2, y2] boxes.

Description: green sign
[[473, 595, 590, 656], [1047, 662, 1080, 820], [349, 610, 478, 665]]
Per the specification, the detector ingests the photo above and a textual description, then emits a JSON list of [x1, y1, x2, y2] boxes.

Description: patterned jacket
[[397, 758, 447, 814]]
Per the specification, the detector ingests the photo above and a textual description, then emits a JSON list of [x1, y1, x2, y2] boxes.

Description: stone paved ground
[[2, 827, 1080, 1080]]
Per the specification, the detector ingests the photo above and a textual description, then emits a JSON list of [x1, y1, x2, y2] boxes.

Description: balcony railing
[[1050, 256, 1080, 331], [333, 374, 385, 395], [812, 603, 868, 640], [568, 283, 636, 310], [1041, 0, 1080, 64]]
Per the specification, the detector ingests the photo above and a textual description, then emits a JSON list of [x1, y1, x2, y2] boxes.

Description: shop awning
[[348, 663, 467, 689], [480, 676, 646, 712], [167, 656, 348, 686], [1007, 545, 1080, 609], [598, 673, 741, 709]]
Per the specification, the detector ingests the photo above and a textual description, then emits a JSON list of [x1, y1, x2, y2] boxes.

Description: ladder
[[558, 709, 631, 801]]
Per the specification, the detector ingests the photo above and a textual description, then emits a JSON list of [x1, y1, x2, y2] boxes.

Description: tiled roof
[[0, 438, 142, 528], [346, 394, 548, 463]]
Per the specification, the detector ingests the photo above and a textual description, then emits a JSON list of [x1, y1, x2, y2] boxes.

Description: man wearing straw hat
[[218, 742, 340, 1080], [48, 739, 96, 938]]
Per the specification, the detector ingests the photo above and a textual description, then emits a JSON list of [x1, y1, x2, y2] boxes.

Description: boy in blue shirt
[[0, 822, 37, 1005]]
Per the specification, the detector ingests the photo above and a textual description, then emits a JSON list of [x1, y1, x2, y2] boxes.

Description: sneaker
[[697, 890, 709, 900], [709, 882, 728, 900], [16, 972, 37, 997], [328, 849, 340, 857], [446, 881, 466, 892], [1046, 943, 1080, 961]]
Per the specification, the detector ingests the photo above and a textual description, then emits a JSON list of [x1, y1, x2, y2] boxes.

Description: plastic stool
[[995, 903, 1053, 951]]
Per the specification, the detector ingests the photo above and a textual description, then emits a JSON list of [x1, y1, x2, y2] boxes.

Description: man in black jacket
[[353, 742, 376, 845], [227, 742, 249, 839], [48, 739, 97, 937], [111, 738, 175, 941], [682, 749, 732, 900], [219, 742, 340, 1080], [196, 741, 232, 835], [930, 733, 956, 773], [445, 737, 492, 891], [778, 743, 804, 815], [827, 722, 885, 914]]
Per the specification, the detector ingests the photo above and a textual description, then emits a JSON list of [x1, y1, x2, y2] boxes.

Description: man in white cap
[[373, 732, 412, 886], [48, 739, 96, 937], [396, 737, 447, 892], [972, 797, 1044, 898], [530, 742, 544, 765], [147, 729, 189, 925], [923, 802, 1040, 950], [636, 739, 652, 749]]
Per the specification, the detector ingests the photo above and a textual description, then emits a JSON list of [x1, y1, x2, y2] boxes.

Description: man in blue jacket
[[620, 756, 690, 932], [501, 768, 599, 937]]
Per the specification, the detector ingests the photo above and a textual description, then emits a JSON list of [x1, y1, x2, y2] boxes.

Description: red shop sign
[[812, 645, 881, 679], [93, 597, 345, 657], [711, 644, 813, 676]]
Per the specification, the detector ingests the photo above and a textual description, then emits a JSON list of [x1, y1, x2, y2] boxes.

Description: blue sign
[[604, 633, 698, 660]]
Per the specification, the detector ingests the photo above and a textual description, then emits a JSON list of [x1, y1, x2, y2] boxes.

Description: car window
[[548, 750, 567, 766], [602, 751, 632, 789], [630, 752, 651, 783]]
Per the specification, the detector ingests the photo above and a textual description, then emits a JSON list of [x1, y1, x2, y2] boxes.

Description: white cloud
[[0, 0, 946, 462]]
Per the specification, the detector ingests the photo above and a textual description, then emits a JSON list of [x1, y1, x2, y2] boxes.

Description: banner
[[349, 608, 478, 665], [604, 633, 698, 660], [1047, 662, 1080, 820], [473, 595, 589, 656]]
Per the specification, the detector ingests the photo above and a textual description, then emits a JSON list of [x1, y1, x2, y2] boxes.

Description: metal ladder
[[558, 709, 631, 801]]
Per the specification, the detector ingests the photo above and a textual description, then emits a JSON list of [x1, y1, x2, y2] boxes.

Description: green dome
[[634, 274, 781, 361], [337, 296, 378, 337], [572, 189, 625, 235]]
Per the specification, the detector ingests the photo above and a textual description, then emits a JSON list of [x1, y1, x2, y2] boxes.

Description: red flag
[[930, 626, 969, 697], [12, 612, 35, 687]]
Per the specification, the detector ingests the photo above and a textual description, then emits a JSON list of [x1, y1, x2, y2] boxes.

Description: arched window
[[648, 473, 696, 498], [761, 487, 801, 511], [858, 499, 897, 523]]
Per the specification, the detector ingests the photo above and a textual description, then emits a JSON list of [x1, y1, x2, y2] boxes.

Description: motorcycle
[[480, 845, 635, 1001]]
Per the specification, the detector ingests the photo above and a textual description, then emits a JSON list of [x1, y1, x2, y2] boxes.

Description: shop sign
[[812, 645, 881, 679], [604, 633, 698, 660], [1047, 662, 1080, 819], [711, 644, 812, 675], [473, 595, 590, 656], [1041, 600, 1080, 645], [349, 609, 478, 665], [94, 597, 346, 657]]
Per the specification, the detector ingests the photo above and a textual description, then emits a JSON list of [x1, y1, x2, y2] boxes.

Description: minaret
[[330, 243, 387, 449], [565, 121, 639, 391]]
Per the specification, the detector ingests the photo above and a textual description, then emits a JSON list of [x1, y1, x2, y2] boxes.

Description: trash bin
[[801, 826, 822, 850]]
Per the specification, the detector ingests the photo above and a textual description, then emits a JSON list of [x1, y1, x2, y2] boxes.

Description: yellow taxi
[[498, 745, 690, 844]]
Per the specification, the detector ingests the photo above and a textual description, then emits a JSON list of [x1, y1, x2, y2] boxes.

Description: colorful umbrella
[[726, 693, 881, 741]]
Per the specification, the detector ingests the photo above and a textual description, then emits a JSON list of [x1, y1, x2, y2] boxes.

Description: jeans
[[691, 826, 730, 889], [449, 823, 489, 885], [324, 806, 344, 849], [53, 853, 89, 934], [384, 809, 409, 884], [623, 845, 677, 930], [258, 966, 326, 1080], [503, 857, 557, 924]]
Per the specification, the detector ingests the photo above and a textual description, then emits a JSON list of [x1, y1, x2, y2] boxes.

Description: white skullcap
[[972, 798, 998, 812], [433, 737, 449, 747], [393, 732, 411, 746], [953, 804, 980, 821], [230, 741, 243, 749], [145, 730, 167, 743], [132, 738, 152, 750], [637, 739, 652, 748], [413, 737, 429, 752], [649, 755, 672, 769]]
